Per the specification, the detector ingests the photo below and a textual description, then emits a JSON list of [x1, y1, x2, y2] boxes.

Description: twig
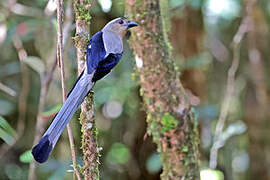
[[0, 82, 17, 97], [25, 1, 75, 180], [209, 0, 257, 169], [56, 0, 81, 179]]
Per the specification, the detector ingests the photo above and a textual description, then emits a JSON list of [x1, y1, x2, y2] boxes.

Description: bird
[[32, 17, 138, 163]]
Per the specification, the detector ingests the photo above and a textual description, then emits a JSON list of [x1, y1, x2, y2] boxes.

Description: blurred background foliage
[[0, 0, 270, 179]]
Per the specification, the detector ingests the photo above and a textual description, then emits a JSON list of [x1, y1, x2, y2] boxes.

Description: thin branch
[[57, 0, 81, 179], [29, 1, 74, 178], [0, 82, 17, 97], [57, 0, 66, 100], [209, 0, 257, 169]]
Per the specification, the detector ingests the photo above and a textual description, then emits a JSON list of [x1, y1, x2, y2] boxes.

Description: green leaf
[[0, 116, 16, 145], [41, 104, 62, 117], [0, 116, 15, 136], [0, 128, 15, 145], [22, 56, 45, 74], [19, 150, 34, 163]]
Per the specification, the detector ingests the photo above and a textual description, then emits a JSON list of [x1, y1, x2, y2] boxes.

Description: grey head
[[102, 17, 138, 56], [102, 17, 138, 36]]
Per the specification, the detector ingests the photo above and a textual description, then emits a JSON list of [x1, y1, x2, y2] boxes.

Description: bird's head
[[102, 17, 138, 37]]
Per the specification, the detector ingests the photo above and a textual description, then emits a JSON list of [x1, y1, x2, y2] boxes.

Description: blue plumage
[[87, 31, 106, 74], [87, 31, 122, 81], [31, 17, 137, 163], [92, 53, 122, 81], [32, 31, 122, 164], [32, 135, 52, 163]]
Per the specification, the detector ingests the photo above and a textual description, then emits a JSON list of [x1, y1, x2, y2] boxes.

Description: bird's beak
[[127, 21, 138, 29]]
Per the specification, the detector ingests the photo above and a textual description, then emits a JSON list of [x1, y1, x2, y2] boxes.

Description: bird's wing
[[92, 53, 122, 82], [86, 31, 106, 74]]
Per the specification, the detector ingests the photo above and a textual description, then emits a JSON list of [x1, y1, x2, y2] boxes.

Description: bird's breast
[[102, 31, 123, 55]]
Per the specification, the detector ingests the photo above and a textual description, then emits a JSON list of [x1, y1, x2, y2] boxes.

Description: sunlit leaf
[[146, 152, 162, 173], [0, 116, 15, 136], [22, 56, 45, 74], [19, 150, 34, 163]]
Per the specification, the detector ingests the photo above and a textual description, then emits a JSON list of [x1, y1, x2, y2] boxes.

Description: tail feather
[[32, 135, 52, 163], [32, 72, 94, 163]]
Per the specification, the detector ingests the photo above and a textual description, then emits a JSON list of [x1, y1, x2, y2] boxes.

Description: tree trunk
[[170, 7, 206, 101], [126, 0, 200, 179], [245, 1, 270, 179], [73, 1, 100, 179]]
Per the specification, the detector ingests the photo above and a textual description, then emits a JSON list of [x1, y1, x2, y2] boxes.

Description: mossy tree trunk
[[73, 0, 100, 179], [126, 0, 200, 179]]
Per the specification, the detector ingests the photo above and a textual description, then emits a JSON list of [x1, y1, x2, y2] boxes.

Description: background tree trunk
[[126, 0, 200, 179], [244, 1, 270, 179]]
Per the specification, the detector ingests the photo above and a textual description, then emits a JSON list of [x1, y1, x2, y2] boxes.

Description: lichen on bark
[[73, 0, 100, 179], [126, 0, 200, 179]]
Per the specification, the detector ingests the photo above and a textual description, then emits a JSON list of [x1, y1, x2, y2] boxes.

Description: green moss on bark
[[74, 0, 100, 179], [126, 0, 200, 179], [73, 0, 91, 23]]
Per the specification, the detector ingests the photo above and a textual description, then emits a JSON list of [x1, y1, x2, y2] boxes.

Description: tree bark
[[126, 0, 200, 179], [245, 1, 270, 179], [170, 7, 206, 101], [73, 1, 100, 179]]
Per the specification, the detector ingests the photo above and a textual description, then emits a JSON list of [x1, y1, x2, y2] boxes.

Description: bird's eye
[[118, 19, 124, 24]]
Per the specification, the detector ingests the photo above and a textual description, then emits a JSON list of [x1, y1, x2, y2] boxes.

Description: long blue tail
[[32, 71, 94, 163]]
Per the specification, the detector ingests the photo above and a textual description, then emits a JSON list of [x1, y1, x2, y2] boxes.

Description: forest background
[[0, 0, 270, 179]]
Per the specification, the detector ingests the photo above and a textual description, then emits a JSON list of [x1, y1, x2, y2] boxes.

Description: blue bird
[[32, 17, 138, 163]]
